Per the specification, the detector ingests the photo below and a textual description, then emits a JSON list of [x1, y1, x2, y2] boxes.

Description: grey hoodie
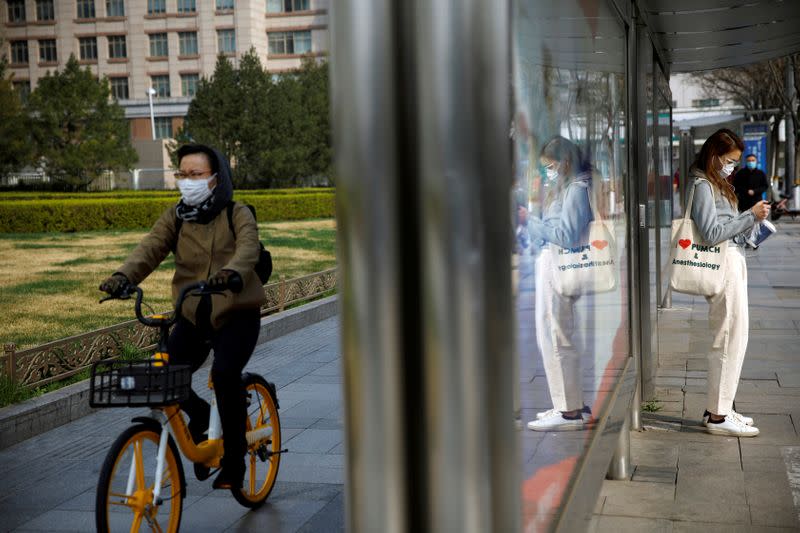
[[689, 170, 755, 247], [528, 173, 593, 249]]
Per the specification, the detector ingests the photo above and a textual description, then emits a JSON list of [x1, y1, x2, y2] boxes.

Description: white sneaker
[[702, 410, 754, 427], [705, 416, 759, 437], [536, 405, 592, 421], [527, 411, 584, 432]]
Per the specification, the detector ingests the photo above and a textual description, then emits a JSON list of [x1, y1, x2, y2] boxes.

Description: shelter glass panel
[[512, 1, 629, 528]]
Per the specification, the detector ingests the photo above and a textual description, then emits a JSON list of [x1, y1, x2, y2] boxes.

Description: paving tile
[[675, 466, 746, 508], [590, 515, 673, 532], [283, 429, 343, 454], [631, 438, 679, 468], [744, 471, 796, 509], [749, 504, 800, 529], [671, 521, 790, 532], [600, 481, 675, 519], [227, 498, 332, 532], [295, 491, 345, 532], [632, 466, 677, 484], [675, 439, 742, 467], [776, 371, 800, 388], [9, 509, 97, 532]]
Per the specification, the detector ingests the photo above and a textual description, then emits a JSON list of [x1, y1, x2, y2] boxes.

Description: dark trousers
[[168, 308, 261, 474]]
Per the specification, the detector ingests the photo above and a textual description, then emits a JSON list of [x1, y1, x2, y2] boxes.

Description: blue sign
[[741, 122, 769, 175]]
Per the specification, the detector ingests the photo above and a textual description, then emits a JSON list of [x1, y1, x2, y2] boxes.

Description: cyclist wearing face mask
[[731, 153, 769, 212], [686, 129, 769, 437], [99, 143, 266, 489]]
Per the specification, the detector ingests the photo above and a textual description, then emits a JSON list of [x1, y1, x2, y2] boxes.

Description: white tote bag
[[668, 178, 727, 296], [550, 191, 617, 297]]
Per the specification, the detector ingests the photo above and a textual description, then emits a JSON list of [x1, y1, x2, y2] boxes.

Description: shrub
[[0, 190, 335, 233]]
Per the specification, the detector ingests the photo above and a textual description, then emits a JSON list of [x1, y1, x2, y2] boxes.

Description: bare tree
[[691, 54, 800, 186]]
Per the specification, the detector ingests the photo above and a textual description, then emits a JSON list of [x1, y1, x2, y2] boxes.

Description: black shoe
[[212, 468, 244, 490], [194, 463, 211, 481]]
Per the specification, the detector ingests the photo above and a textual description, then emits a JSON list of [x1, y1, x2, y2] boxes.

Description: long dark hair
[[692, 128, 743, 206], [540, 136, 590, 204]]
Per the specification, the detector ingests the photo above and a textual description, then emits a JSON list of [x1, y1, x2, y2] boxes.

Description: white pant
[[535, 250, 584, 412], [705, 247, 749, 416]]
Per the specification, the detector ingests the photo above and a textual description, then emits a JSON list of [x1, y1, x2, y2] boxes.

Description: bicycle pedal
[[194, 463, 214, 481]]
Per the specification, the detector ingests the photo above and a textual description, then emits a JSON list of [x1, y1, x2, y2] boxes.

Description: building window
[[217, 29, 235, 54], [106, 0, 124, 17], [691, 98, 720, 108], [7, 0, 26, 22], [181, 73, 199, 97], [79, 37, 98, 60], [151, 75, 170, 97], [268, 30, 311, 55], [267, 0, 309, 13], [154, 117, 173, 139], [148, 0, 165, 14], [77, 0, 96, 19], [108, 35, 127, 58], [10, 41, 29, 64], [178, 32, 198, 55], [149, 33, 168, 57], [36, 0, 55, 20], [216, 0, 234, 10], [39, 39, 57, 62], [110, 77, 129, 99], [177, 0, 196, 13], [13, 80, 31, 102]]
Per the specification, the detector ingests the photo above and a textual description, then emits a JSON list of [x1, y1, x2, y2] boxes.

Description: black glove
[[207, 269, 242, 292], [99, 273, 130, 296]]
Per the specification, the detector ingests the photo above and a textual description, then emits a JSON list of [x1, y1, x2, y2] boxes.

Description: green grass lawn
[[0, 219, 337, 349]]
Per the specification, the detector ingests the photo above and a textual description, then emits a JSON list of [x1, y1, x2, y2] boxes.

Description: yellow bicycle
[[90, 281, 284, 532]]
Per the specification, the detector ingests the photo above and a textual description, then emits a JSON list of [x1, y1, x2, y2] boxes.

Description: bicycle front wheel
[[232, 374, 282, 508], [96, 423, 184, 533]]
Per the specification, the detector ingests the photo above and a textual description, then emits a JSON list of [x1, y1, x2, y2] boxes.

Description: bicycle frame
[[143, 387, 275, 503]]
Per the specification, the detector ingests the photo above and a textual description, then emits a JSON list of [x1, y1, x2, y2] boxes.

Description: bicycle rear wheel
[[232, 374, 282, 508], [96, 423, 184, 533]]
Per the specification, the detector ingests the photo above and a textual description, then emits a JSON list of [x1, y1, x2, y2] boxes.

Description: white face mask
[[544, 163, 559, 182], [719, 158, 736, 178], [177, 174, 216, 206]]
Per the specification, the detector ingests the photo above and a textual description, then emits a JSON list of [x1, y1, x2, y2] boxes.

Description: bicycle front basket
[[90, 360, 192, 408]]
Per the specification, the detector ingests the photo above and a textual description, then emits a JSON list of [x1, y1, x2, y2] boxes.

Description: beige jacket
[[117, 203, 266, 328]]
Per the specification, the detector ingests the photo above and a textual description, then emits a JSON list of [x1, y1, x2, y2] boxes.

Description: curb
[[0, 295, 339, 451]]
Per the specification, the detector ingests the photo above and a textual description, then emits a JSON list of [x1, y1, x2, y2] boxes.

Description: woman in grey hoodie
[[526, 136, 594, 432], [688, 128, 770, 437]]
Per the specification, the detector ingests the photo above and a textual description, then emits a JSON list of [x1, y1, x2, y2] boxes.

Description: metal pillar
[[607, 407, 632, 480], [785, 60, 796, 197], [331, 1, 518, 531]]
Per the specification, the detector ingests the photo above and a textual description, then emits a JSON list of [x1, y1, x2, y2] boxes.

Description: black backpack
[[174, 202, 273, 285]]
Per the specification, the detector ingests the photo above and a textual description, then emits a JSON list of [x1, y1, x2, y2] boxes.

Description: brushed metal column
[[413, 1, 519, 532], [330, 2, 411, 531], [331, 1, 519, 531]]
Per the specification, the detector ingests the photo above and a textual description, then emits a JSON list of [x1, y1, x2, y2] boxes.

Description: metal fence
[[1, 269, 337, 389]]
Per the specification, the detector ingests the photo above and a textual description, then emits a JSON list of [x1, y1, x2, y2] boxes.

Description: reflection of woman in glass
[[526, 136, 593, 431]]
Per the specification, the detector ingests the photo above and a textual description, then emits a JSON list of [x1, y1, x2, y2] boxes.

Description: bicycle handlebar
[[100, 278, 240, 328]]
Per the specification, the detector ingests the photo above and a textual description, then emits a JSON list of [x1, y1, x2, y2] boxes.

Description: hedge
[[0, 191, 335, 233], [0, 188, 334, 202]]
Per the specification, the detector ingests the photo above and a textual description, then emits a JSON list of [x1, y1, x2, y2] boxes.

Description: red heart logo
[[678, 239, 691, 249], [591, 240, 608, 250]]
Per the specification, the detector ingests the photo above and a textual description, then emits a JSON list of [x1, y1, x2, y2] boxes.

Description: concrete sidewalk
[[0, 314, 345, 533], [592, 221, 800, 532]]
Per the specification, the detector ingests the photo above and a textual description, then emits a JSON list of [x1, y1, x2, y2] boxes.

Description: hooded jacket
[[527, 172, 593, 249], [117, 147, 266, 328], [689, 169, 755, 247]]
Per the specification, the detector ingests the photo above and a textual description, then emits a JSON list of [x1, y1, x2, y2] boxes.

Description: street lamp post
[[147, 87, 157, 140]]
